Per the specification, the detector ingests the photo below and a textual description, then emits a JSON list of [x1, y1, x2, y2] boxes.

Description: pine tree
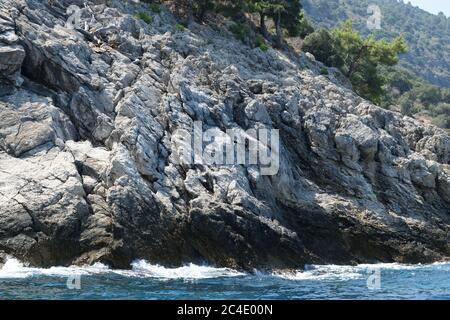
[[332, 20, 408, 103], [248, 0, 302, 46]]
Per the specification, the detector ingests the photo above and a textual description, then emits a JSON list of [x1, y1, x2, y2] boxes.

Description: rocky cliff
[[0, 0, 449, 270]]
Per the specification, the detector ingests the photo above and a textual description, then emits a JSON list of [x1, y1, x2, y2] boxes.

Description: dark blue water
[[0, 259, 449, 300]]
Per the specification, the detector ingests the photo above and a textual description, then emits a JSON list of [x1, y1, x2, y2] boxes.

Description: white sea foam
[[0, 258, 244, 280], [128, 260, 245, 279], [357, 262, 450, 271], [1, 257, 448, 281], [273, 262, 450, 281], [0, 258, 111, 279], [0, 258, 35, 279], [274, 265, 362, 281]]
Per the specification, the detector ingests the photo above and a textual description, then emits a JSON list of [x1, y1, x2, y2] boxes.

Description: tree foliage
[[302, 29, 343, 67], [247, 0, 304, 46], [303, 20, 407, 104], [170, 0, 220, 22], [332, 20, 407, 103], [294, 10, 314, 38], [384, 69, 450, 129], [170, 0, 306, 46], [302, 0, 450, 129], [302, 0, 450, 88]]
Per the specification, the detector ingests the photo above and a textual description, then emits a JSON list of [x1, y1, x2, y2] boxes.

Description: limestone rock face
[[0, 0, 449, 269]]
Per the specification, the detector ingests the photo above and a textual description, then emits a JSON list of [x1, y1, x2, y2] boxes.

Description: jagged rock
[[0, 147, 89, 267], [0, 44, 25, 95], [0, 0, 448, 270]]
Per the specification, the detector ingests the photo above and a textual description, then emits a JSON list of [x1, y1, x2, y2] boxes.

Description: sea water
[[0, 258, 449, 300]]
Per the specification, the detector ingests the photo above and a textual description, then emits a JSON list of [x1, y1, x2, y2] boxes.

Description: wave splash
[[127, 260, 245, 279], [274, 265, 363, 281], [274, 262, 450, 281], [0, 258, 244, 280], [1, 258, 448, 281], [0, 258, 110, 279]]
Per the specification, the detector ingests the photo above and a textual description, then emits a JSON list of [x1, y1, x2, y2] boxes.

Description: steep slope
[[0, 0, 449, 270], [303, 0, 450, 88]]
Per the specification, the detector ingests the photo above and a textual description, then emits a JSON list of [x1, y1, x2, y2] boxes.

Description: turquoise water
[[0, 259, 449, 300]]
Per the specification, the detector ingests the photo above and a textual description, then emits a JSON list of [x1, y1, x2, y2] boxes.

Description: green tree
[[279, 0, 304, 37], [332, 20, 407, 103], [171, 0, 220, 22], [248, 0, 303, 46], [247, 1, 271, 37], [301, 0, 450, 88], [333, 20, 407, 78], [192, 0, 217, 21], [293, 10, 314, 38], [302, 29, 343, 67]]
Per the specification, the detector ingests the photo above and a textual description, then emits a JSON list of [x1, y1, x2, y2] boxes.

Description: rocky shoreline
[[0, 0, 449, 270]]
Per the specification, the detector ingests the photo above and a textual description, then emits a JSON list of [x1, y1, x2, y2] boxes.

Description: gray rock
[[305, 52, 316, 62], [0, 44, 25, 95], [0, 0, 448, 270]]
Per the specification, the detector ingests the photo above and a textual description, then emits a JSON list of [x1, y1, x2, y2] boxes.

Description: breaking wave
[[0, 258, 110, 279], [274, 262, 450, 281], [1, 257, 448, 281], [0, 258, 244, 280], [127, 260, 245, 279]]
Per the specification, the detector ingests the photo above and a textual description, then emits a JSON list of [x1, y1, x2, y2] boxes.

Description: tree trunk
[[196, 0, 208, 21], [275, 10, 283, 48], [347, 45, 369, 78], [174, 0, 193, 25], [260, 13, 268, 38]]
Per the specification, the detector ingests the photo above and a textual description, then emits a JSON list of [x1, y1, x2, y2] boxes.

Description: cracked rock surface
[[0, 0, 449, 270]]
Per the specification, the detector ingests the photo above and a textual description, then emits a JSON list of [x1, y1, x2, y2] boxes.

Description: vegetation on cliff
[[302, 0, 450, 130]]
